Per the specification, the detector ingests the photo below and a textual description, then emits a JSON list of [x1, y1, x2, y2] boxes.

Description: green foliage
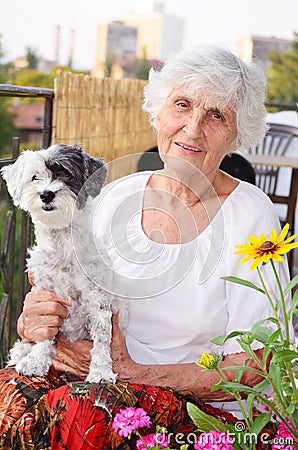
[[188, 250, 298, 449], [0, 99, 16, 155], [26, 46, 38, 70], [187, 403, 228, 432], [14, 69, 54, 90], [267, 32, 298, 103], [131, 57, 150, 80], [105, 51, 115, 77]]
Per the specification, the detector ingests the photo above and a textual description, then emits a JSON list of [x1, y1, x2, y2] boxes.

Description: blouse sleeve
[[222, 184, 295, 355]]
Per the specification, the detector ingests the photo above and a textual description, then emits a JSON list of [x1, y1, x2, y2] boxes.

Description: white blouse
[[92, 171, 293, 366]]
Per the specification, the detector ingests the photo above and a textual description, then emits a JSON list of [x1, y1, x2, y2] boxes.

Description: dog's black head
[[46, 144, 107, 209]]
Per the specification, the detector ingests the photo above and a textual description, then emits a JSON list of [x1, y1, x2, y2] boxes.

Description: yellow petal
[[251, 257, 263, 271], [283, 232, 298, 245], [271, 253, 284, 262], [276, 223, 290, 244], [248, 235, 261, 245], [270, 228, 277, 242]]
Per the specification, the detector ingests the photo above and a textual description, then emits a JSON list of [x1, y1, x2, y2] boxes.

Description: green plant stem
[[270, 260, 290, 342], [135, 430, 150, 449], [215, 367, 252, 433], [256, 266, 279, 323], [269, 261, 298, 406], [243, 343, 289, 412]]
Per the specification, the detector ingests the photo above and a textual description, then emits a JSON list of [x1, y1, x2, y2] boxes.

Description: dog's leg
[[12, 339, 55, 377], [86, 309, 116, 384]]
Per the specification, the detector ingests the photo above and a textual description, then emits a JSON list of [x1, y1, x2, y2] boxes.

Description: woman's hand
[[111, 313, 139, 382], [52, 334, 92, 379], [18, 289, 71, 342]]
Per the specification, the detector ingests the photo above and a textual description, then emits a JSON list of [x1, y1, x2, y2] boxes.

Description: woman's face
[[156, 86, 237, 177]]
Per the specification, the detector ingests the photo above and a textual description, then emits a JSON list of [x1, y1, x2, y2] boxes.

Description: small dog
[[1, 143, 124, 383]]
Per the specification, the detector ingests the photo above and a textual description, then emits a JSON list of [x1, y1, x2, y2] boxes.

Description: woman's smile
[[174, 141, 203, 154]]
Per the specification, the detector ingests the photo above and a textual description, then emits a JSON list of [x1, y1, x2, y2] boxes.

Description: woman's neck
[[147, 167, 221, 206]]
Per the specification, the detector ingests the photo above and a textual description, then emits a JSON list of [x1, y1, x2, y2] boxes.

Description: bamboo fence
[[53, 71, 157, 181]]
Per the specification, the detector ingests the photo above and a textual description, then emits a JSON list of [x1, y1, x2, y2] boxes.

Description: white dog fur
[[1, 143, 127, 383]]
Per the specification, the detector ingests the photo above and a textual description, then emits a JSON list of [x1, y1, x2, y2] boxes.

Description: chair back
[[220, 153, 256, 184], [248, 123, 298, 195], [137, 146, 164, 171]]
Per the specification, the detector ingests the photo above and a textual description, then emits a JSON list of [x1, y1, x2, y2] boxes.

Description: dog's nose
[[40, 190, 55, 204]]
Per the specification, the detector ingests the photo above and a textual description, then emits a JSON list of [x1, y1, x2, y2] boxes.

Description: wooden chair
[[248, 123, 298, 275]]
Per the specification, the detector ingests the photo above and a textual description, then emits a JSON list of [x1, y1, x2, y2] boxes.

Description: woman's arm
[[111, 314, 264, 402]]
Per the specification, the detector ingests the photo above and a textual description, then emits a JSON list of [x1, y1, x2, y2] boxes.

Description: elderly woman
[[0, 45, 293, 449]]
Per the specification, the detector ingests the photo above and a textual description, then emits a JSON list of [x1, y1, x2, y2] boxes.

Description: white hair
[[143, 45, 267, 150]]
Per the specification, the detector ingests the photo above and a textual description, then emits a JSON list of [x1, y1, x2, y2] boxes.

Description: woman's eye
[[211, 111, 223, 120], [31, 175, 38, 181], [176, 101, 188, 108]]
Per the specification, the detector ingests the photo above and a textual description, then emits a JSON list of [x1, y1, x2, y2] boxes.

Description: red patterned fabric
[[0, 366, 239, 449]]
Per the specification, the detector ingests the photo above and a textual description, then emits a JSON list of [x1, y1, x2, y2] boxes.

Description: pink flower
[[194, 430, 234, 449], [272, 420, 297, 449], [136, 433, 170, 449], [112, 407, 152, 438]]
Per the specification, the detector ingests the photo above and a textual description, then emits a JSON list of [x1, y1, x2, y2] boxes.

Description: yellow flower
[[195, 352, 217, 369], [235, 223, 298, 271]]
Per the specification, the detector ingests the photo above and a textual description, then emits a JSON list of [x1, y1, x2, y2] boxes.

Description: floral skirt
[[0, 366, 240, 449]]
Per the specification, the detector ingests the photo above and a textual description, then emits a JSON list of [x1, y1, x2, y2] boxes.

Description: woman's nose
[[182, 112, 204, 139]]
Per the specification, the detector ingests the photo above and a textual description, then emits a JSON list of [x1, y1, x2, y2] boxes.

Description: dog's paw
[[15, 354, 51, 377], [13, 340, 54, 376], [7, 340, 34, 366]]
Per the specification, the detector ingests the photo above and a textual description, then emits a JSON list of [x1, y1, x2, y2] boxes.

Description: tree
[[267, 33, 298, 103], [26, 47, 38, 70], [131, 47, 150, 80], [0, 34, 17, 153], [104, 51, 115, 77], [0, 100, 16, 156], [14, 69, 53, 90]]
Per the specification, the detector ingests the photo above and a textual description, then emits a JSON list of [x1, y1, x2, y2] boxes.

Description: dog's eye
[[31, 175, 39, 181], [55, 168, 72, 180]]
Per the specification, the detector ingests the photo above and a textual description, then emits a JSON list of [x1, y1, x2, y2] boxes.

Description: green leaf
[[271, 350, 298, 364], [289, 409, 298, 428], [212, 381, 257, 395], [246, 393, 255, 422], [287, 290, 298, 320], [211, 331, 244, 346], [287, 404, 296, 415], [220, 276, 265, 294], [220, 365, 265, 378], [284, 275, 298, 296], [267, 329, 282, 344], [250, 412, 272, 435], [253, 378, 270, 393], [251, 325, 272, 344], [269, 364, 284, 401], [237, 341, 256, 359], [186, 402, 228, 432]]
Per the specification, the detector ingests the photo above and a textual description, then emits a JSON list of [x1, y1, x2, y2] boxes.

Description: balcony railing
[[0, 85, 54, 367]]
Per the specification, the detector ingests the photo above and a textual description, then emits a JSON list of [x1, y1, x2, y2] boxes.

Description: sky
[[1, 0, 298, 71]]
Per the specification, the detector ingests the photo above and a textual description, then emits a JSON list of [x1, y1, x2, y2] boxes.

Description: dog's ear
[[0, 156, 26, 206], [83, 154, 108, 198]]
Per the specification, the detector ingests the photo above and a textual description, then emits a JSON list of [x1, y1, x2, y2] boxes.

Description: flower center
[[260, 240, 275, 251]]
